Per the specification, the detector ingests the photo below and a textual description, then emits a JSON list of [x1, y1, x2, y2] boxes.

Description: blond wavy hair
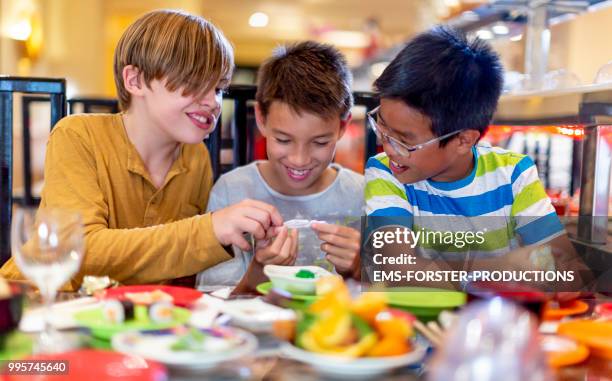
[[113, 9, 234, 110]]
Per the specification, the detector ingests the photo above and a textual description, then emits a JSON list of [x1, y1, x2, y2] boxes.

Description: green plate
[[385, 287, 466, 321], [256, 282, 465, 320], [74, 305, 191, 340], [0, 331, 33, 359], [256, 283, 465, 307], [256, 282, 317, 302], [384, 287, 466, 309]]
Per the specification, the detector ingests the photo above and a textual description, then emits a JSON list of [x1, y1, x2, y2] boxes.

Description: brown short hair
[[114, 9, 234, 110], [256, 41, 353, 120]]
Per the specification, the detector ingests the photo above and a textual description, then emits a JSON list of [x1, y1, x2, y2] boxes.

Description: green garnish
[[295, 269, 316, 279], [170, 327, 207, 351]]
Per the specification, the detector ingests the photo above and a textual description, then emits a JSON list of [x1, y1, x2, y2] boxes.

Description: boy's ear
[[338, 112, 352, 140], [122, 65, 145, 96], [456, 129, 480, 154], [254, 102, 267, 136]]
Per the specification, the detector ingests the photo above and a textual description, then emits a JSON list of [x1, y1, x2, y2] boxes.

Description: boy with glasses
[[364, 26, 582, 276]]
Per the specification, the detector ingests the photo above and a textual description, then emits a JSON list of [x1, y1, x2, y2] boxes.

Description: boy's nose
[[196, 88, 221, 110], [288, 149, 311, 168]]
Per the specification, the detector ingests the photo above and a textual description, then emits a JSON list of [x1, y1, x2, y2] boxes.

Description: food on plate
[[170, 327, 208, 351], [102, 299, 173, 324], [125, 289, 173, 305], [149, 301, 174, 323], [295, 269, 315, 279], [282, 276, 416, 358], [263, 265, 333, 295], [169, 326, 244, 352], [103, 300, 135, 323], [81, 275, 118, 295]]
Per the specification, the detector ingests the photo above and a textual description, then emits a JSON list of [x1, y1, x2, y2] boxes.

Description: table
[[13, 288, 612, 380]]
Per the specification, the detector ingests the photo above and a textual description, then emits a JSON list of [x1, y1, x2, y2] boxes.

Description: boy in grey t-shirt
[[197, 41, 363, 291], [197, 162, 363, 290]]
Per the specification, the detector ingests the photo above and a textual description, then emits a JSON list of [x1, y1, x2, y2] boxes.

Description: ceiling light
[[320, 30, 368, 48], [510, 34, 523, 42], [6, 19, 32, 41], [249, 12, 268, 28], [492, 24, 509, 35], [476, 29, 494, 40]]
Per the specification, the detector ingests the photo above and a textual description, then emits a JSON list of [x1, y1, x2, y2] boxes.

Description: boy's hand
[[255, 227, 298, 265], [211, 199, 283, 251], [311, 223, 360, 276]]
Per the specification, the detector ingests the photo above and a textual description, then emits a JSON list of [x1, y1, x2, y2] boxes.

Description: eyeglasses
[[366, 106, 463, 157]]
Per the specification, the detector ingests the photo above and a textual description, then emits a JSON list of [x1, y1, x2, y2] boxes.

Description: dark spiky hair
[[374, 26, 503, 144]]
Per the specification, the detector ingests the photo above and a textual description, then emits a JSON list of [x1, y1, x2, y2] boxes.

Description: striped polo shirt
[[364, 145, 565, 258]]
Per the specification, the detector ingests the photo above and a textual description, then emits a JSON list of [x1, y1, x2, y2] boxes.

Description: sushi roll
[[102, 299, 134, 324], [149, 301, 173, 323]]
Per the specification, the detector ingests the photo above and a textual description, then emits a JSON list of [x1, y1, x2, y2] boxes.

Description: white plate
[[112, 326, 257, 370], [219, 298, 296, 333], [263, 265, 333, 295], [280, 342, 426, 378]]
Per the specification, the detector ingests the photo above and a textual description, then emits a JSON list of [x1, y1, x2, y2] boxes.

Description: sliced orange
[[366, 336, 411, 357], [310, 311, 352, 348], [374, 309, 414, 339], [351, 292, 388, 324]]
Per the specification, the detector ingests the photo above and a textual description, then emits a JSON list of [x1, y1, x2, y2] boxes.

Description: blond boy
[[1, 10, 282, 290]]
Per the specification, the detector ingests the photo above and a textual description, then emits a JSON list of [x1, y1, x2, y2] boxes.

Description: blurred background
[[1, 0, 612, 221], [2, 0, 612, 95]]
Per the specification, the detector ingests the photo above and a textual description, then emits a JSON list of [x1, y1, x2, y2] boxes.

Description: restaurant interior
[[0, 0, 611, 380]]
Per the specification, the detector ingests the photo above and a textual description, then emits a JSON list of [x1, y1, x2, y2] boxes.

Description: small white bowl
[[263, 265, 332, 295], [219, 298, 295, 333]]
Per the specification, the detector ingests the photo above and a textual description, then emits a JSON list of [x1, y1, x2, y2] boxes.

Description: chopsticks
[[414, 320, 444, 347]]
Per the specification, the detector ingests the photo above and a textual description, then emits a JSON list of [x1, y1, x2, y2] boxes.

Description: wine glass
[[11, 205, 84, 353]]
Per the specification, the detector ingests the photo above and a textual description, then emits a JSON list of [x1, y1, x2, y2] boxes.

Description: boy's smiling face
[[256, 101, 348, 196], [377, 98, 474, 184], [140, 77, 224, 144]]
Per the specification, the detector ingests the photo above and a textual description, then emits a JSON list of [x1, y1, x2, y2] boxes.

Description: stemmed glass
[[11, 205, 84, 353]]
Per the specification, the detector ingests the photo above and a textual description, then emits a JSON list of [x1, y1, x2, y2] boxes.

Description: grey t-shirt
[[196, 161, 365, 291]]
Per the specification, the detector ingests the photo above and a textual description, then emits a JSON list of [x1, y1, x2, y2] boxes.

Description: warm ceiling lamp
[[249, 12, 269, 28]]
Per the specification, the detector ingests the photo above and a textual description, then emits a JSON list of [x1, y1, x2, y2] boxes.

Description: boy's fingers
[[311, 223, 359, 238], [320, 242, 355, 258], [317, 233, 360, 251], [265, 226, 282, 240], [279, 236, 294, 264], [232, 235, 251, 251], [325, 254, 353, 272], [244, 200, 284, 227], [289, 229, 299, 263], [269, 227, 288, 252], [311, 222, 341, 234], [257, 248, 276, 263], [238, 217, 266, 240], [241, 206, 273, 230]]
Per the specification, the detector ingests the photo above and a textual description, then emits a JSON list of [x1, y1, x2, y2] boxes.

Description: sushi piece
[[102, 299, 134, 324], [149, 301, 173, 323]]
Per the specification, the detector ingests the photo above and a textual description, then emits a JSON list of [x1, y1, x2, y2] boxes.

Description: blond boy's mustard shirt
[[0, 114, 231, 291]]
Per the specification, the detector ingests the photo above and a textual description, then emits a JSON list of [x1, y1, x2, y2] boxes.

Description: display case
[[491, 84, 612, 254]]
